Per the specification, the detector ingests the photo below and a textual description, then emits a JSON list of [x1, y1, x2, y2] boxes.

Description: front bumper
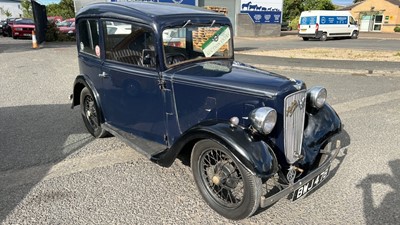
[[260, 139, 343, 208]]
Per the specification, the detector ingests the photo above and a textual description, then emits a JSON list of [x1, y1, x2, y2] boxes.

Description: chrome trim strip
[[260, 141, 343, 208]]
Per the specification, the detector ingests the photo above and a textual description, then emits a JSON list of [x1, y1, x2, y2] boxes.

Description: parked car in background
[[281, 21, 292, 31], [2, 18, 16, 37], [71, 2, 344, 220], [58, 21, 76, 35], [11, 18, 35, 39], [57, 18, 75, 28], [0, 20, 6, 34], [48, 16, 63, 23]]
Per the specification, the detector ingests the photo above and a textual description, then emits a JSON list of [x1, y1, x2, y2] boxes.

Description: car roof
[[76, 2, 230, 28], [77, 2, 219, 17]]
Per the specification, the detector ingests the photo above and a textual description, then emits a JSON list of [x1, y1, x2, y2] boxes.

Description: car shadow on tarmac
[[357, 159, 400, 224], [0, 104, 93, 222]]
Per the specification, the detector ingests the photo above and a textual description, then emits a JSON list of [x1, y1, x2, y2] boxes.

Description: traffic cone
[[32, 30, 38, 49]]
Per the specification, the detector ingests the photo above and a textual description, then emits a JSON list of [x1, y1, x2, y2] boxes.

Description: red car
[[58, 22, 75, 35], [57, 18, 76, 35], [12, 18, 35, 39]]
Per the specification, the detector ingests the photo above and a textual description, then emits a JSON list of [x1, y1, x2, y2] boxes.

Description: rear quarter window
[[78, 20, 100, 56], [300, 16, 317, 25]]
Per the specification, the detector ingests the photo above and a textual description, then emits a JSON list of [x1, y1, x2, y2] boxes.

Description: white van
[[298, 10, 359, 41]]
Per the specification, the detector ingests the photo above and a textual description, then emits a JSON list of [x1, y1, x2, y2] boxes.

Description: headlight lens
[[308, 86, 327, 109], [15, 28, 23, 31], [249, 107, 277, 135]]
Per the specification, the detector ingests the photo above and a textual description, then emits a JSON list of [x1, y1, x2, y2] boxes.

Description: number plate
[[292, 166, 330, 201], [300, 29, 307, 32], [24, 33, 32, 37]]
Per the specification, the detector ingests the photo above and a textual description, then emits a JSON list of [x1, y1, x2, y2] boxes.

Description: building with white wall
[[0, 0, 22, 20]]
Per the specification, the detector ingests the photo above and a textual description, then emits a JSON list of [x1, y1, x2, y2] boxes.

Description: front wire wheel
[[191, 139, 262, 220]]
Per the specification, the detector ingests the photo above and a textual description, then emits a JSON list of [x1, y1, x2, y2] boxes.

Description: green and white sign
[[201, 26, 231, 58]]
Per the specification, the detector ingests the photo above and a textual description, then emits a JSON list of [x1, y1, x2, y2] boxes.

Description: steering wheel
[[166, 53, 187, 65]]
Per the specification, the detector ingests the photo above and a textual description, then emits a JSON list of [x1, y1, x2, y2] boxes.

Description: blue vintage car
[[71, 2, 343, 220]]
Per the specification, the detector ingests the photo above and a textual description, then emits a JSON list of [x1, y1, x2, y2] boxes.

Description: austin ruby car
[[71, 2, 344, 220]]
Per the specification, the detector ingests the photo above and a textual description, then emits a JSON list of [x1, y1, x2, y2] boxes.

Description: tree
[[21, 0, 33, 18], [46, 0, 75, 19], [282, 0, 336, 30], [0, 6, 12, 17], [303, 0, 336, 11], [282, 0, 304, 22]]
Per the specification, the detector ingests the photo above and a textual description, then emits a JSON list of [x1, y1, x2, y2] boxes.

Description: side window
[[103, 20, 155, 68], [78, 20, 99, 56], [349, 16, 356, 25]]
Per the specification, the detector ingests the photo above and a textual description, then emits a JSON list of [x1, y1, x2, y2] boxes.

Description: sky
[[332, 0, 354, 6], [35, 0, 355, 6], [37, 0, 61, 5]]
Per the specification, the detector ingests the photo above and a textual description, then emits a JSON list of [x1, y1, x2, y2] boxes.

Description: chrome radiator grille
[[284, 90, 306, 164]]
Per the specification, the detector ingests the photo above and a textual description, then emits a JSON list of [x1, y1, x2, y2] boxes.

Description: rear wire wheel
[[80, 87, 108, 138], [191, 139, 262, 220]]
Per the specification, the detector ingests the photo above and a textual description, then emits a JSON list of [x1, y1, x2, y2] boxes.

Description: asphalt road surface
[[1, 38, 399, 224], [235, 32, 400, 51]]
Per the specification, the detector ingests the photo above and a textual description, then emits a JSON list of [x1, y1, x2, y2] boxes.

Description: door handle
[[98, 71, 109, 78]]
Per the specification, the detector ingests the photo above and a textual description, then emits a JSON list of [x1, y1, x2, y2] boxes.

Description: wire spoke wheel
[[80, 87, 109, 138], [200, 148, 244, 207], [191, 139, 262, 220], [83, 95, 99, 130]]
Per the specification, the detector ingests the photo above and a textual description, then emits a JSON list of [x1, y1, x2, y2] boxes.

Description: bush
[[57, 32, 76, 42], [289, 16, 300, 30], [44, 21, 76, 42], [394, 26, 400, 32], [45, 21, 58, 42]]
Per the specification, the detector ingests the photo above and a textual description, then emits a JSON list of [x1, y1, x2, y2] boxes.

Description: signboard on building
[[109, 0, 197, 6], [240, 0, 283, 24]]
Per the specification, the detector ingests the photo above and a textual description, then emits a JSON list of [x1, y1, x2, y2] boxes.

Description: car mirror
[[142, 49, 155, 65]]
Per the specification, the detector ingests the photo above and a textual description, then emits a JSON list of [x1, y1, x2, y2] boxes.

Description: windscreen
[[162, 25, 232, 67]]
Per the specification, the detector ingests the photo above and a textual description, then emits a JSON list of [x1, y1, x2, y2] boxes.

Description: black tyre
[[80, 87, 109, 138], [320, 33, 327, 41], [302, 37, 309, 41], [191, 139, 262, 220], [12, 32, 17, 39], [351, 31, 358, 39]]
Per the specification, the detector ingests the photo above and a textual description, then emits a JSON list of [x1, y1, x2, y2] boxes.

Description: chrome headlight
[[249, 107, 277, 135], [307, 86, 327, 109]]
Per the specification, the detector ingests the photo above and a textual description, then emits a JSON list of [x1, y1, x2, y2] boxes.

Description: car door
[[348, 16, 358, 35], [99, 20, 167, 156], [299, 15, 317, 35]]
